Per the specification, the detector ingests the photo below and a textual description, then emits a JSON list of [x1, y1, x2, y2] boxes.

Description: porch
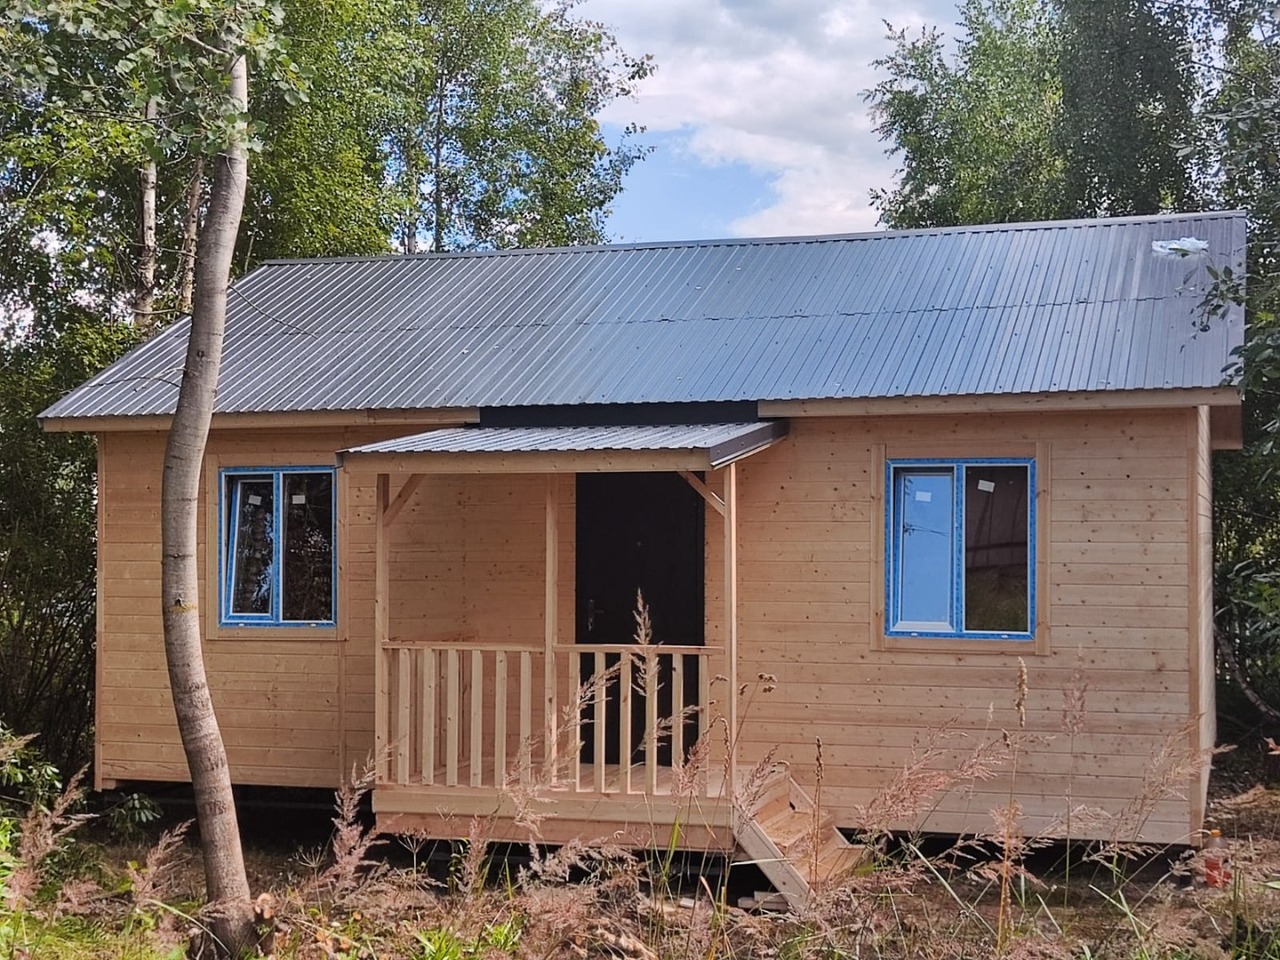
[[374, 641, 735, 846], [339, 422, 787, 849]]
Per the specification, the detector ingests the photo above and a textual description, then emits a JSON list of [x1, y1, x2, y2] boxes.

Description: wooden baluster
[[494, 651, 508, 787], [376, 648, 389, 782], [520, 651, 532, 784], [446, 648, 459, 787], [395, 648, 411, 784], [421, 648, 436, 785], [569, 650, 581, 790], [619, 651, 633, 794], [470, 650, 483, 787], [645, 649, 659, 795], [593, 651, 607, 793], [672, 652, 685, 771], [699, 654, 711, 796]]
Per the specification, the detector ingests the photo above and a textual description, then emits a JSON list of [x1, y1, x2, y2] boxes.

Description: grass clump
[[5, 661, 1280, 959]]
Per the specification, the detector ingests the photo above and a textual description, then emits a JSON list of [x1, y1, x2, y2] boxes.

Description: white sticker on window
[[292, 494, 306, 504], [977, 479, 996, 493], [914, 490, 932, 502], [248, 495, 262, 505]]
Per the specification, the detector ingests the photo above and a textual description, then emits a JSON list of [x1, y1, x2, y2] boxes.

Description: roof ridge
[[260, 210, 1246, 267]]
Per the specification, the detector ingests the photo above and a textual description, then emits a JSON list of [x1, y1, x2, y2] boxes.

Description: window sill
[[876, 633, 1049, 656], [208, 624, 339, 642]]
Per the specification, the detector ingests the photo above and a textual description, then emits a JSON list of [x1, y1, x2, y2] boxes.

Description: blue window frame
[[219, 466, 336, 627], [886, 458, 1035, 640]]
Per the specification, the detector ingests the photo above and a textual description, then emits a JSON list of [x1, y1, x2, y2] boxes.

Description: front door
[[575, 472, 704, 766]]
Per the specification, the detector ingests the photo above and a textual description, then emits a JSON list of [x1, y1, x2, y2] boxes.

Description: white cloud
[[579, 0, 957, 236]]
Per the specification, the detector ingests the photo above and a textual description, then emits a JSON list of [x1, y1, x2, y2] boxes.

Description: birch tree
[[2, 4, 301, 954], [866, 0, 1197, 229], [160, 48, 256, 956]]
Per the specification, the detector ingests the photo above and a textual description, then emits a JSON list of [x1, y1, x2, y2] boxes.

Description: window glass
[[963, 465, 1030, 632], [894, 469, 954, 627], [887, 458, 1034, 640], [227, 476, 275, 616], [221, 468, 335, 626], [282, 472, 334, 622]]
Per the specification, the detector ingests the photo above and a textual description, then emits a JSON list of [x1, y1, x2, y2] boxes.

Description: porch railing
[[382, 643, 540, 789], [380, 642, 717, 797], [565, 643, 714, 796]]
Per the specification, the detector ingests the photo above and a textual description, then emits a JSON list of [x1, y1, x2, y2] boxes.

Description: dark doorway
[[575, 472, 704, 767]]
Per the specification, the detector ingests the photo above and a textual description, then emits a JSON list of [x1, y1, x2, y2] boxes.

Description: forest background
[[2, 0, 1278, 783]]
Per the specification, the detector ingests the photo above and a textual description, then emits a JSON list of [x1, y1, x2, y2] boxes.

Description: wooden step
[[801, 841, 867, 884], [762, 810, 835, 856], [744, 763, 793, 819], [733, 769, 866, 911]]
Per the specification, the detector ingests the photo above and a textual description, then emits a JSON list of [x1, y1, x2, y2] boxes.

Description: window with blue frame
[[220, 467, 335, 626], [886, 459, 1034, 640]]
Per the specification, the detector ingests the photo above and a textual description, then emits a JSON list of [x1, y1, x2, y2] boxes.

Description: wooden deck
[[373, 760, 736, 850]]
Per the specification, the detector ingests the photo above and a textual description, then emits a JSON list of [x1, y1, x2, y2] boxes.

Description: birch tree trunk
[[134, 99, 158, 330], [179, 157, 205, 316], [159, 54, 255, 957]]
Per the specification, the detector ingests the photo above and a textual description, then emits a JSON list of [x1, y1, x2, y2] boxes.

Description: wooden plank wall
[[345, 472, 566, 775], [98, 409, 1211, 845], [97, 427, 414, 789], [731, 410, 1204, 844]]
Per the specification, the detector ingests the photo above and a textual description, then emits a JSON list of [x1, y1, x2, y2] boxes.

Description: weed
[[104, 793, 164, 843], [4, 621, 1278, 960]]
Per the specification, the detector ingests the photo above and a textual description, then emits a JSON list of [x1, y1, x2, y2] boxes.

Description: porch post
[[723, 462, 739, 794], [544, 474, 559, 776], [374, 473, 390, 783]]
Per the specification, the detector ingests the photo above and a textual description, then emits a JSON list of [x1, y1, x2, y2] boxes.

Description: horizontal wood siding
[[734, 411, 1201, 844], [98, 409, 1208, 845], [98, 427, 423, 789]]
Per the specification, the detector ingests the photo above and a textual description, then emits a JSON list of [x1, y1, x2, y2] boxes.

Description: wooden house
[[42, 212, 1245, 881]]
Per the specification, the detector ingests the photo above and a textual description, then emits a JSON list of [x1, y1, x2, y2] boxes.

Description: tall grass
[[0, 655, 1263, 959]]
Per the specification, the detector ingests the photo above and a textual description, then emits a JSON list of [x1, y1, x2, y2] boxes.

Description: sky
[[578, 0, 960, 243]]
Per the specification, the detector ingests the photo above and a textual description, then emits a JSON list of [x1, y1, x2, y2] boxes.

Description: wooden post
[[544, 476, 559, 776], [723, 462, 739, 796], [374, 474, 390, 782]]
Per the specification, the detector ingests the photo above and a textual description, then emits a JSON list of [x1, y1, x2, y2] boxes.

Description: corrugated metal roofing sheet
[[41, 212, 1247, 421], [340, 422, 785, 467]]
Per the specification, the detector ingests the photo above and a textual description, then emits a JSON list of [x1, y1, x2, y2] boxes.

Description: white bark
[[134, 99, 158, 330], [179, 157, 205, 316], [159, 55, 255, 957]]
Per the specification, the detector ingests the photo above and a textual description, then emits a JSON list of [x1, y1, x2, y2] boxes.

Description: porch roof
[[337, 421, 786, 473]]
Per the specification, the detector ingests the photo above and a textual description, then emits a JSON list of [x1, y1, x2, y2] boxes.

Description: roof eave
[[39, 407, 482, 434], [758, 386, 1242, 418], [42, 386, 1242, 436]]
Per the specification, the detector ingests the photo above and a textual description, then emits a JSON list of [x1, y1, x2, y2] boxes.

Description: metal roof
[[41, 211, 1247, 422], [340, 422, 786, 467]]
